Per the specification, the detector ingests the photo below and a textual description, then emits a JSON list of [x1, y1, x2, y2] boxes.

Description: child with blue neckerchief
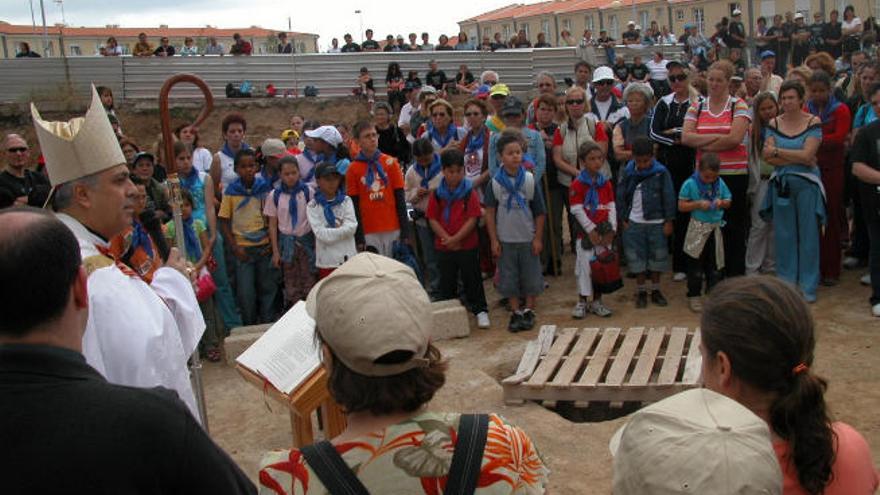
[[484, 129, 546, 333], [678, 152, 732, 313], [404, 138, 443, 298], [307, 161, 358, 280]]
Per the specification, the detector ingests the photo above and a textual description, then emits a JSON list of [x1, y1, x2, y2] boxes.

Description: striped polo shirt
[[685, 96, 751, 175]]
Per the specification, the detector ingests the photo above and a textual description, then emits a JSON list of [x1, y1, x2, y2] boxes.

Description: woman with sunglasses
[[650, 61, 697, 281], [553, 86, 610, 209], [526, 71, 558, 127], [682, 60, 752, 277], [417, 99, 465, 152]]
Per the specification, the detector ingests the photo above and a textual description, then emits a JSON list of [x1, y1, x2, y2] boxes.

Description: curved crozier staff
[[158, 73, 214, 430]]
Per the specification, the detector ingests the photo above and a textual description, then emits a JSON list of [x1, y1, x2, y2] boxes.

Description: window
[[258, 43, 267, 54], [795, 0, 810, 17], [874, 0, 880, 19], [761, 0, 776, 17], [693, 8, 705, 33], [609, 14, 619, 38], [676, 9, 685, 21], [521, 23, 530, 37], [542, 19, 551, 37], [469, 29, 478, 41], [728, 3, 741, 16], [585, 15, 594, 31], [69, 45, 81, 56], [503, 24, 511, 39], [297, 42, 306, 53], [562, 18, 571, 32], [640, 10, 649, 29]]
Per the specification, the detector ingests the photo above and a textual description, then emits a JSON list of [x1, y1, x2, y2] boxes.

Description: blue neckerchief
[[273, 180, 310, 231], [465, 127, 485, 153], [356, 150, 388, 187], [301, 150, 326, 182], [260, 166, 279, 187], [182, 216, 202, 261], [435, 177, 472, 222], [221, 141, 250, 159], [623, 159, 665, 203], [428, 122, 458, 148], [415, 154, 442, 188], [130, 221, 153, 258], [576, 170, 607, 215], [807, 95, 841, 124], [314, 189, 346, 227], [180, 166, 200, 192], [494, 166, 527, 212], [225, 176, 272, 210], [690, 171, 720, 209]]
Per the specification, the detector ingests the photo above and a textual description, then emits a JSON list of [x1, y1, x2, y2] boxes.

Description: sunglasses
[[491, 94, 506, 100], [7, 147, 27, 153], [431, 113, 449, 117], [484, 80, 498, 85], [566, 99, 585, 105], [669, 74, 688, 82], [464, 111, 482, 117], [594, 80, 614, 86]]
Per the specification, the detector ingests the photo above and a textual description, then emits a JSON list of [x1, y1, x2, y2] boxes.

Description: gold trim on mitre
[[31, 84, 126, 186]]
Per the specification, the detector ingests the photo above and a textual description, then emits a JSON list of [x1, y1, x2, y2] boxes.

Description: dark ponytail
[[701, 276, 835, 495]]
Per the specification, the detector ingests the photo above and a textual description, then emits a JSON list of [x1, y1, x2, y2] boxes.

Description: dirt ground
[[3, 99, 878, 493]]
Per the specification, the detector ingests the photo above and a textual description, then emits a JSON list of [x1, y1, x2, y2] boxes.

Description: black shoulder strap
[[444, 414, 490, 495], [300, 441, 370, 495]]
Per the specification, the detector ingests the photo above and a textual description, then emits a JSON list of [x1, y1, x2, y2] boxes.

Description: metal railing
[[0, 45, 684, 103]]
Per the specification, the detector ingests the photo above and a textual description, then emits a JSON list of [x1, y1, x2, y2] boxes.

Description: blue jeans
[[623, 222, 669, 274], [234, 244, 279, 325], [773, 176, 822, 302], [415, 222, 440, 298], [211, 230, 243, 330]]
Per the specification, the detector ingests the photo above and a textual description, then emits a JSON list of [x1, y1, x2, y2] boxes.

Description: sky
[[1, 0, 517, 48]]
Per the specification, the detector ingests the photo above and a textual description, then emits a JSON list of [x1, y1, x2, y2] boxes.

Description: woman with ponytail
[[701, 276, 879, 495]]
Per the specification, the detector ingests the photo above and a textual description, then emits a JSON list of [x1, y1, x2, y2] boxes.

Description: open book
[[236, 302, 321, 395]]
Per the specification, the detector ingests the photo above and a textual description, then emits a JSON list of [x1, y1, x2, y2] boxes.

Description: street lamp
[[355, 10, 363, 42]]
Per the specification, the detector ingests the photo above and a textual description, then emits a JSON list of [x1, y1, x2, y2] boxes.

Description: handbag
[[195, 267, 217, 303], [590, 245, 623, 294]]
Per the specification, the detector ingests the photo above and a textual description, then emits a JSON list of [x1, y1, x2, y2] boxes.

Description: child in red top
[[346, 121, 409, 257], [427, 148, 490, 329], [569, 142, 617, 318]]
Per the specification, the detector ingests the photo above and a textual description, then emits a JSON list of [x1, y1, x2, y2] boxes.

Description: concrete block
[[431, 300, 471, 341]]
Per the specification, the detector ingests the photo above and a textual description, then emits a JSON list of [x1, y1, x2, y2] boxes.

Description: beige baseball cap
[[305, 252, 432, 377], [611, 388, 782, 495]]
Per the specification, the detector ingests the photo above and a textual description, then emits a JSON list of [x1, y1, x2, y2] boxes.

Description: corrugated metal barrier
[[0, 46, 684, 103]]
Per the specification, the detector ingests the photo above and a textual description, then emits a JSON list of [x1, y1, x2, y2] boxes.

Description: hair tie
[[792, 363, 809, 376]]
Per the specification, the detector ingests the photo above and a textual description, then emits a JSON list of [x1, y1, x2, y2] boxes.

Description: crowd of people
[[2, 8, 880, 493]]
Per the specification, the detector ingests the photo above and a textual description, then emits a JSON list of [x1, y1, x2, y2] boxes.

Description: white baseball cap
[[794, 12, 805, 19], [592, 65, 615, 83], [306, 253, 433, 377], [304, 125, 343, 148], [611, 388, 782, 494], [733, 8, 742, 15]]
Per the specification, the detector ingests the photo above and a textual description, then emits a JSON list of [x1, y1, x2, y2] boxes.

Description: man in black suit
[[0, 207, 256, 495]]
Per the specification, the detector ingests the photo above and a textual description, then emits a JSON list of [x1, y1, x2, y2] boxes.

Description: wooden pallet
[[503, 325, 702, 405]]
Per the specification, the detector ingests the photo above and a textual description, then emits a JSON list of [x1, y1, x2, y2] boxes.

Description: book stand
[[236, 364, 347, 447]]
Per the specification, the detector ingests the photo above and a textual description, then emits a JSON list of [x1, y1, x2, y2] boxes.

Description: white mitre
[[31, 84, 126, 187]]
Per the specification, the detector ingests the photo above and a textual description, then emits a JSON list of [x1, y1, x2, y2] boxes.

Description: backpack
[[491, 169, 536, 207], [304, 85, 319, 97]]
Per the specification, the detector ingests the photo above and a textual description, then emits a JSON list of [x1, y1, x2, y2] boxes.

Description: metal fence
[[0, 45, 684, 103]]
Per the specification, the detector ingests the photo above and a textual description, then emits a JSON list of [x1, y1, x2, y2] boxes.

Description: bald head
[[0, 207, 82, 338]]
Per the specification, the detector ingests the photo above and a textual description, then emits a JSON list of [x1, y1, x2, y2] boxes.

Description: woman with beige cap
[[259, 253, 549, 494]]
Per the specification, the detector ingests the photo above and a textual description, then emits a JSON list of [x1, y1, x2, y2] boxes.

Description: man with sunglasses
[[0, 134, 50, 209], [649, 60, 696, 282], [589, 66, 626, 128]]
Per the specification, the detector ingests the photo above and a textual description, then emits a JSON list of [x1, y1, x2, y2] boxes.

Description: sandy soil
[[3, 99, 877, 494]]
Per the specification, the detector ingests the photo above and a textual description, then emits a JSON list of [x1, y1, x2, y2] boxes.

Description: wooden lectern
[[236, 364, 347, 448]]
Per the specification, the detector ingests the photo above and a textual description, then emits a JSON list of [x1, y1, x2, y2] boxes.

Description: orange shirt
[[774, 422, 879, 495], [346, 153, 404, 235]]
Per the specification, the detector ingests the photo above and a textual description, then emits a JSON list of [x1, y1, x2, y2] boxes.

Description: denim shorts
[[497, 242, 544, 297], [623, 222, 669, 274]]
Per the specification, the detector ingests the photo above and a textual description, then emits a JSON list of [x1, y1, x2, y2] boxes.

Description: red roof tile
[[0, 22, 316, 38]]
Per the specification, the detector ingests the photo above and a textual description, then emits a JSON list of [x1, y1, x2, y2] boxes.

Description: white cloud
[[1, 0, 516, 49]]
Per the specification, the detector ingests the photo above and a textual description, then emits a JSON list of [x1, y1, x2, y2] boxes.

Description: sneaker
[[636, 291, 648, 309], [507, 312, 524, 332], [590, 300, 613, 317], [873, 303, 880, 317], [476, 311, 491, 329], [672, 272, 687, 282], [861, 273, 872, 286], [688, 296, 703, 313], [843, 256, 863, 269], [521, 309, 536, 330], [571, 301, 587, 319], [651, 290, 669, 307]]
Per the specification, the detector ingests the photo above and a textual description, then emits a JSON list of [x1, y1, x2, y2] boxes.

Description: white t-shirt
[[843, 17, 862, 31], [629, 183, 664, 224], [646, 59, 669, 81]]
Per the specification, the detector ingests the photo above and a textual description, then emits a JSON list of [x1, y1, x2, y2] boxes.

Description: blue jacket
[[616, 159, 676, 222]]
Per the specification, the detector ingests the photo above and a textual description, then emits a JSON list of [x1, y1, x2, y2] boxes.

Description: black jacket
[[0, 344, 256, 495]]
